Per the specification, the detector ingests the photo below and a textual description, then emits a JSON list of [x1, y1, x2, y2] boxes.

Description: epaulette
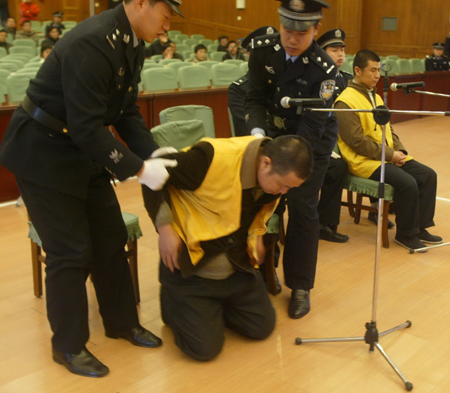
[[310, 50, 336, 75], [232, 75, 248, 86], [426, 55, 433, 59], [251, 33, 281, 50], [340, 70, 353, 78], [106, 23, 131, 50]]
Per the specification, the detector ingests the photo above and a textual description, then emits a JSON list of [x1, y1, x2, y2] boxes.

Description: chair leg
[[347, 190, 356, 217], [126, 240, 140, 304], [381, 201, 390, 248], [31, 240, 43, 298], [354, 193, 363, 224]]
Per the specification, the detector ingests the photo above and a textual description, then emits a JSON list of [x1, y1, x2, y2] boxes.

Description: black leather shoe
[[319, 224, 349, 243], [105, 325, 162, 348], [368, 211, 395, 229], [288, 289, 310, 319], [52, 347, 109, 378], [394, 235, 428, 253], [418, 229, 443, 244]]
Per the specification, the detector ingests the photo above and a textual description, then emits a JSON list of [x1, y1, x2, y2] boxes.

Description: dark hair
[[21, 20, 31, 27], [0, 29, 6, 34], [194, 44, 207, 53], [41, 42, 54, 56], [47, 26, 61, 36], [218, 35, 228, 41], [262, 135, 313, 180], [353, 49, 380, 72]]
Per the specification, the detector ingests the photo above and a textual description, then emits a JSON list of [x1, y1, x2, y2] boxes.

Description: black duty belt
[[22, 95, 70, 136]]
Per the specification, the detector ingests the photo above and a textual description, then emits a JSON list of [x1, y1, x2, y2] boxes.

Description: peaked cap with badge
[[277, 0, 329, 31], [317, 29, 346, 49], [163, 0, 184, 17], [433, 42, 445, 49]]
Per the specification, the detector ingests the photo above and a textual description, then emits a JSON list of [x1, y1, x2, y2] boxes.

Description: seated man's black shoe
[[368, 211, 395, 229], [288, 289, 310, 319], [319, 224, 349, 243], [52, 347, 109, 378], [105, 325, 162, 348], [394, 235, 428, 253], [418, 229, 443, 244]]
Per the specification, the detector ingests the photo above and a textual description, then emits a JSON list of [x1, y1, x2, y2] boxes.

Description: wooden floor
[[1, 116, 450, 393]]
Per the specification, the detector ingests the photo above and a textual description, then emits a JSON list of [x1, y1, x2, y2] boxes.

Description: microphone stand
[[403, 88, 450, 99]]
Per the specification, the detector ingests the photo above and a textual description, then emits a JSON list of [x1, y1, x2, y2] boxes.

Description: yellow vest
[[168, 136, 279, 266], [336, 87, 411, 178]]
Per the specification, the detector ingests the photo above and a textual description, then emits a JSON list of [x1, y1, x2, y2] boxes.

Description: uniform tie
[[286, 57, 293, 69]]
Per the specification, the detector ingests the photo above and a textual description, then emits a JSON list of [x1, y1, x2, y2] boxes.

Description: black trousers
[[369, 159, 437, 237], [159, 262, 275, 361], [282, 153, 330, 290], [318, 157, 348, 226], [16, 174, 139, 353]]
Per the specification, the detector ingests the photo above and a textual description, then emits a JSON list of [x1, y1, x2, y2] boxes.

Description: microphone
[[390, 81, 425, 91], [280, 97, 326, 108]]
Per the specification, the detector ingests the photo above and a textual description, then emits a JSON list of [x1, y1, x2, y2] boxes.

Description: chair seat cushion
[[344, 173, 395, 201]]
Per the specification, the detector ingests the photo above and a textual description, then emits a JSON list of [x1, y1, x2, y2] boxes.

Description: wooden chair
[[342, 174, 395, 248], [28, 211, 142, 303]]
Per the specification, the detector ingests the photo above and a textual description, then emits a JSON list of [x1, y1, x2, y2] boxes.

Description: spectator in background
[[145, 31, 171, 58], [189, 43, 210, 63], [19, 0, 40, 26], [40, 42, 53, 62], [0, 0, 10, 26], [16, 20, 39, 45], [0, 29, 11, 54], [46, 11, 65, 36], [161, 42, 184, 61], [222, 40, 246, 61], [425, 42, 450, 71], [217, 35, 229, 52], [42, 26, 62, 47], [4, 17, 17, 39]]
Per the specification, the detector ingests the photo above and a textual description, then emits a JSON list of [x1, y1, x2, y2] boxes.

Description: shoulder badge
[[232, 75, 248, 86], [320, 80, 336, 100], [251, 33, 280, 49], [106, 23, 121, 50], [310, 44, 336, 74]]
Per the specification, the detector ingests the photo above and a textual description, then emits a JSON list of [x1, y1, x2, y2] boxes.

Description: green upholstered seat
[[151, 119, 206, 150], [159, 105, 215, 138]]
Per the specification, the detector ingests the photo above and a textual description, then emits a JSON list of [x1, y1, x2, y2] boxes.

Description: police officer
[[245, 0, 337, 319], [45, 11, 65, 36], [0, 0, 183, 378], [425, 42, 450, 71], [316, 28, 352, 243]]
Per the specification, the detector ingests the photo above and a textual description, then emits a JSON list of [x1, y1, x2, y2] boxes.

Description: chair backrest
[[223, 59, 245, 66], [166, 62, 193, 81], [0, 68, 10, 99], [23, 61, 42, 69], [0, 62, 19, 72], [199, 39, 213, 46], [0, 47, 7, 58], [30, 21, 41, 30], [191, 34, 205, 40], [210, 51, 225, 62], [184, 38, 199, 47], [6, 73, 34, 103], [207, 44, 219, 52], [9, 46, 35, 58], [142, 62, 163, 71], [151, 119, 206, 150], [409, 58, 425, 73], [178, 65, 211, 88], [159, 58, 182, 66], [28, 55, 42, 63], [340, 59, 353, 74], [211, 63, 242, 86], [239, 61, 249, 76], [64, 21, 78, 29], [159, 105, 215, 138], [182, 50, 194, 60], [142, 67, 178, 92], [386, 55, 399, 60], [1, 58, 25, 68], [12, 39, 37, 50], [380, 58, 399, 76], [16, 68, 38, 76], [168, 30, 182, 39], [173, 33, 189, 43], [397, 58, 412, 74], [175, 43, 189, 52], [151, 54, 163, 62], [195, 60, 218, 78]]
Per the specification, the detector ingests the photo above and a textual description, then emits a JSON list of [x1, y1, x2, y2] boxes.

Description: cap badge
[[123, 34, 130, 44], [290, 0, 305, 12], [335, 30, 342, 38], [267, 27, 274, 34], [302, 57, 309, 64], [118, 67, 125, 76]]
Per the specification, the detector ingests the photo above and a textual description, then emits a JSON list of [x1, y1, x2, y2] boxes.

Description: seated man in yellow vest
[[142, 135, 313, 361], [335, 49, 442, 252]]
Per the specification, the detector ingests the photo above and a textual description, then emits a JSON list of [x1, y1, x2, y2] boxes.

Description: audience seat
[[211, 63, 242, 86], [12, 39, 37, 51], [0, 62, 19, 72], [380, 58, 399, 76], [9, 46, 36, 58], [207, 44, 219, 52], [239, 61, 249, 76], [168, 30, 182, 38], [6, 72, 34, 102], [172, 33, 189, 43], [397, 58, 412, 74], [195, 60, 218, 78], [1, 58, 25, 69], [142, 67, 178, 92], [199, 39, 213, 46], [409, 58, 425, 73], [210, 51, 225, 62], [175, 43, 189, 52], [151, 119, 206, 150], [159, 58, 182, 66], [191, 34, 205, 40], [223, 59, 245, 66], [142, 62, 163, 71], [0, 47, 6, 58], [178, 65, 211, 88], [166, 62, 192, 81], [183, 38, 198, 47], [159, 105, 215, 138]]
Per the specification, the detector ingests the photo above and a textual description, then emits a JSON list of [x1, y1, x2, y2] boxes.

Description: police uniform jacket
[[425, 55, 450, 71], [0, 4, 158, 199], [245, 35, 337, 154]]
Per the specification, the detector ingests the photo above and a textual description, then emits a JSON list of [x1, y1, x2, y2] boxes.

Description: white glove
[[251, 127, 266, 138], [331, 151, 341, 159], [253, 132, 265, 139], [138, 157, 177, 191], [150, 146, 178, 158]]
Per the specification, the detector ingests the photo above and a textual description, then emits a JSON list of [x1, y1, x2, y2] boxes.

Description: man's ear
[[314, 22, 321, 37]]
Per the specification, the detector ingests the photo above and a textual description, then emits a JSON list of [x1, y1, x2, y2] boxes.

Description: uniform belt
[[22, 95, 70, 136]]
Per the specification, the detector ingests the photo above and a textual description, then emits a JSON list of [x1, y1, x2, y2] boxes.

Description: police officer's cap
[[317, 29, 346, 49], [53, 11, 63, 18], [163, 0, 184, 18], [277, 0, 329, 31], [241, 26, 278, 49], [433, 42, 445, 49]]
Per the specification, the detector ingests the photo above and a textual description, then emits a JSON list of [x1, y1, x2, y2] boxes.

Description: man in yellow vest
[[142, 135, 313, 361], [335, 49, 442, 251]]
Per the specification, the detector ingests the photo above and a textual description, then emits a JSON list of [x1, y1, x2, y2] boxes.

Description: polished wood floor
[[1, 116, 450, 393]]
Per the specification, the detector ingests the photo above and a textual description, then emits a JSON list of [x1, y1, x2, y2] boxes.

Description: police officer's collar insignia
[[109, 149, 123, 164], [265, 65, 275, 74], [267, 27, 274, 34], [245, 113, 250, 122], [124, 34, 130, 44], [317, 56, 321, 62], [302, 57, 309, 64], [323, 62, 327, 67], [118, 67, 125, 76], [274, 44, 281, 51], [113, 33, 117, 41], [257, 40, 263, 46], [335, 30, 342, 38], [106, 35, 115, 49], [273, 116, 287, 130], [116, 29, 120, 35], [290, 0, 305, 12], [320, 79, 336, 100]]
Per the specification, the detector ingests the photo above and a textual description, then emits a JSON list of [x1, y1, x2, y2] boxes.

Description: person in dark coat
[[425, 42, 450, 71], [0, 0, 183, 379], [245, 0, 337, 320], [45, 11, 66, 36]]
